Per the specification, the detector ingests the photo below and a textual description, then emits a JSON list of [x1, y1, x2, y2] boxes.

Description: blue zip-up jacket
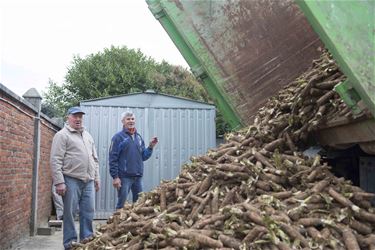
[[109, 128, 153, 178]]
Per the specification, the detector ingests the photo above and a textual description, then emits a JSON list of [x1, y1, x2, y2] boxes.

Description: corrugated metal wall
[[81, 95, 215, 219]]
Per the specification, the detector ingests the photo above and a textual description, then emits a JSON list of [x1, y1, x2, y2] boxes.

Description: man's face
[[122, 115, 135, 129], [67, 113, 84, 130]]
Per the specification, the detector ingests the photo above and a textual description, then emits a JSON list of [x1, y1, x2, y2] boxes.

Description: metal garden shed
[[80, 91, 216, 219]]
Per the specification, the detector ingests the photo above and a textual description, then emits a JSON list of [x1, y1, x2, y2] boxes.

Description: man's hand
[[95, 180, 100, 192], [149, 136, 158, 148], [55, 183, 66, 196], [112, 177, 121, 190]]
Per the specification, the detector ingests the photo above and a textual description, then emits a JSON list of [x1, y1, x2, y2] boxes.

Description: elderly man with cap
[[50, 106, 100, 250]]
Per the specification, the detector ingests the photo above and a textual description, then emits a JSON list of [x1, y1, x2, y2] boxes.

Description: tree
[[42, 79, 74, 117], [64, 46, 156, 101], [150, 61, 210, 102], [43, 45, 229, 135]]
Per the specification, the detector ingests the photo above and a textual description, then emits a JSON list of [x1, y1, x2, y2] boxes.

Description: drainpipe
[[23, 88, 42, 236]]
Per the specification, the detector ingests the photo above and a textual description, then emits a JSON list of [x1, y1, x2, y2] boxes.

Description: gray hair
[[121, 110, 135, 121]]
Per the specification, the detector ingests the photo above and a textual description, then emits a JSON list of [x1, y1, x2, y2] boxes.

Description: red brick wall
[[0, 89, 60, 250], [38, 122, 58, 222]]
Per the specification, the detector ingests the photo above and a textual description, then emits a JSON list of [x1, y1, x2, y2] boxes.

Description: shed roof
[[81, 91, 215, 109]]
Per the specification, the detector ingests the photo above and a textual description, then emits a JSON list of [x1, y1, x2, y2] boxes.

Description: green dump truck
[[146, 0, 374, 147], [147, 0, 324, 128], [146, 0, 375, 195]]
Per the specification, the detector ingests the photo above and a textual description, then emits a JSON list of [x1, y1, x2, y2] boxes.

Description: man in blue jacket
[[109, 110, 158, 209]]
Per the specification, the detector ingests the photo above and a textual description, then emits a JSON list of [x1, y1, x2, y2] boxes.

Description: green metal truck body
[[147, 0, 322, 129], [147, 0, 375, 153], [296, 0, 375, 154], [297, 0, 374, 117]]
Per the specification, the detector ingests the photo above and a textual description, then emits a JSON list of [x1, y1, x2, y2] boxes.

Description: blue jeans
[[116, 176, 142, 209], [62, 176, 95, 249]]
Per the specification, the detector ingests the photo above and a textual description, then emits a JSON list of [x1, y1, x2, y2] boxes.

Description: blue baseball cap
[[67, 106, 85, 115]]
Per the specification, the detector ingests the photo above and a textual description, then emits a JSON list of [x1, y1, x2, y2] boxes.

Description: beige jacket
[[50, 124, 99, 185]]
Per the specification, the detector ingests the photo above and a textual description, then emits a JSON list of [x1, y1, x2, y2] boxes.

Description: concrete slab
[[12, 220, 106, 250], [37, 227, 56, 236], [48, 220, 63, 227]]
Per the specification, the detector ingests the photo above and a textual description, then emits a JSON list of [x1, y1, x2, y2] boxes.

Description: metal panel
[[297, 0, 375, 116], [147, 0, 322, 127], [81, 92, 214, 109], [81, 96, 215, 219]]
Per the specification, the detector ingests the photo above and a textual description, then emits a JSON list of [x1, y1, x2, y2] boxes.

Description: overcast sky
[[0, 0, 188, 97]]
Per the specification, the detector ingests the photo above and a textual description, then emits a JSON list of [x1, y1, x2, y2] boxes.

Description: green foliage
[[42, 45, 229, 135], [215, 110, 231, 137], [150, 61, 210, 102], [42, 79, 75, 117], [64, 46, 156, 102]]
